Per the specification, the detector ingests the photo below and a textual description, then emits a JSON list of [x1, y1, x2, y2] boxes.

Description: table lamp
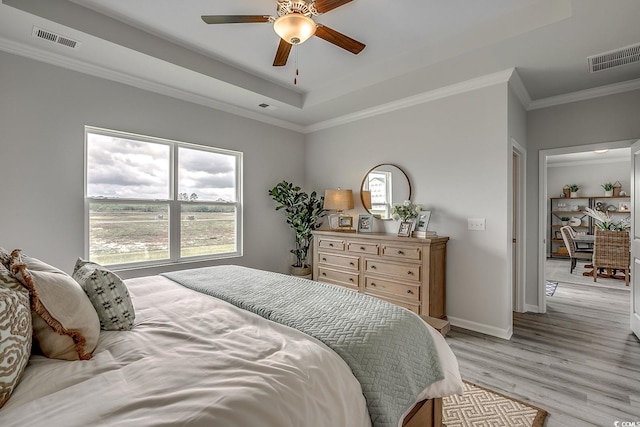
[[324, 188, 355, 232]]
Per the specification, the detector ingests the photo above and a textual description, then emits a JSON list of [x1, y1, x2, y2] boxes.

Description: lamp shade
[[324, 189, 354, 211], [273, 14, 317, 45]]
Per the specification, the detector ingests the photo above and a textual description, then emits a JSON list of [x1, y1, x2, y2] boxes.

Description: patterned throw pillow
[[0, 264, 32, 408], [72, 259, 135, 331], [9, 250, 100, 361], [0, 247, 10, 269]]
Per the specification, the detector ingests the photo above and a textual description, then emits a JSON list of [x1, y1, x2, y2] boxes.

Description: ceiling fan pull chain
[[294, 44, 299, 85]]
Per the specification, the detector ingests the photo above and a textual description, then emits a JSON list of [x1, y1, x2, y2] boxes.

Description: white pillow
[[10, 250, 100, 361]]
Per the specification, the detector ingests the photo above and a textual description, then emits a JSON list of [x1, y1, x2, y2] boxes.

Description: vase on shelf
[[570, 192, 578, 198], [604, 190, 613, 197]]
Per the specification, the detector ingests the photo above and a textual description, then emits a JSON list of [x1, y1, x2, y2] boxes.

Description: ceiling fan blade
[[313, 0, 353, 14], [201, 15, 270, 24], [273, 38, 292, 67], [315, 25, 365, 54]]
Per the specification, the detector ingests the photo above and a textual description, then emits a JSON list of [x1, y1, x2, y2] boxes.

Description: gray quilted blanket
[[162, 265, 443, 427]]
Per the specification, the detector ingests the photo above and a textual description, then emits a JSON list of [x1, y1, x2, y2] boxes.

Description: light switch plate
[[468, 218, 486, 231]]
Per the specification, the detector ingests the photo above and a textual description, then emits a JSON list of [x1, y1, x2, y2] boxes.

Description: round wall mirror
[[360, 164, 412, 220]]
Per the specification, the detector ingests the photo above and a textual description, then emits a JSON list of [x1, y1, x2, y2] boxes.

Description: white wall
[[0, 51, 307, 277], [526, 89, 640, 307], [547, 160, 630, 198], [306, 83, 514, 337]]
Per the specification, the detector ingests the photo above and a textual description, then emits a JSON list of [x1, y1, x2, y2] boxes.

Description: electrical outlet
[[468, 218, 486, 231]]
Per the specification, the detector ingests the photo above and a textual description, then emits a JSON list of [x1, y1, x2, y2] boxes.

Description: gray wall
[[526, 89, 640, 306], [306, 83, 514, 337], [0, 51, 307, 277]]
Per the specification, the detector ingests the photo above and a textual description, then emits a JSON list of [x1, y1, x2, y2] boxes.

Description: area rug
[[443, 381, 548, 427], [545, 281, 558, 296]]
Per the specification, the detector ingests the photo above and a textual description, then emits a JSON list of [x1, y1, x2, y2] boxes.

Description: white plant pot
[[604, 190, 613, 197], [570, 191, 578, 198], [561, 221, 568, 226]]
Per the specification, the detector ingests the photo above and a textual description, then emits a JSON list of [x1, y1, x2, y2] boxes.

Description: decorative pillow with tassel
[[9, 250, 100, 361]]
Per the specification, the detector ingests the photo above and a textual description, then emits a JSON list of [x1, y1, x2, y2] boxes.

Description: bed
[[0, 261, 463, 427]]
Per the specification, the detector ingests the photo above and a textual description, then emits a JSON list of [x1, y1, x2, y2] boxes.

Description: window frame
[[84, 126, 243, 269]]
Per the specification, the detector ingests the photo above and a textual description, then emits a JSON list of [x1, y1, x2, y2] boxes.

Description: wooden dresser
[[312, 230, 448, 319]]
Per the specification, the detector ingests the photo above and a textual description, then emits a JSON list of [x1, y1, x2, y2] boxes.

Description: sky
[[86, 133, 236, 202]]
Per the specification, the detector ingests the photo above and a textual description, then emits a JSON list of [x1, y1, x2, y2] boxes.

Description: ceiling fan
[[201, 0, 365, 67]]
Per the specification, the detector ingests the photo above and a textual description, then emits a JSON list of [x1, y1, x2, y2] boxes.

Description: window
[[85, 127, 242, 267]]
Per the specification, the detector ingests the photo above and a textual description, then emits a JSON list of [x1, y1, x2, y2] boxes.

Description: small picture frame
[[338, 216, 353, 228], [357, 214, 373, 233], [397, 221, 412, 237], [555, 231, 562, 240], [415, 211, 431, 232], [619, 202, 630, 212]]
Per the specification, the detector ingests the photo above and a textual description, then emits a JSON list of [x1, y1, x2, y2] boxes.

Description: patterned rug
[[443, 381, 548, 427], [545, 281, 558, 296]]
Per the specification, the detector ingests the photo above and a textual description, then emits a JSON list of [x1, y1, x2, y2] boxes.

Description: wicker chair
[[592, 229, 630, 286], [560, 226, 593, 274]]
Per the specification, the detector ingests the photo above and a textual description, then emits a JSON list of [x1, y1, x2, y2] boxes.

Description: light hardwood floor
[[446, 281, 640, 426]]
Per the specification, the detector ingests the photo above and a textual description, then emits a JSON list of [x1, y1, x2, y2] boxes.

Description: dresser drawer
[[366, 292, 420, 314], [382, 244, 421, 261], [317, 267, 359, 290], [347, 241, 379, 255], [364, 277, 420, 301], [318, 238, 345, 251], [318, 252, 359, 271], [364, 259, 420, 282]]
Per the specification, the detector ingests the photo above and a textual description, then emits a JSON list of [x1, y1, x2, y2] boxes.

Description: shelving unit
[[549, 195, 631, 258]]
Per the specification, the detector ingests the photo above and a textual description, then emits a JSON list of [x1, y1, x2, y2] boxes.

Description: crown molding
[[528, 77, 640, 110], [0, 36, 306, 133], [508, 68, 532, 108], [303, 69, 516, 133]]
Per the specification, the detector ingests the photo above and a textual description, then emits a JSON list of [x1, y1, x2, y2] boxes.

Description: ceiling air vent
[[587, 42, 640, 73], [32, 26, 80, 49]]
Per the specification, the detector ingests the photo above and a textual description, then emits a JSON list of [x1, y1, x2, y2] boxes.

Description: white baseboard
[[448, 316, 513, 340], [525, 304, 540, 313]]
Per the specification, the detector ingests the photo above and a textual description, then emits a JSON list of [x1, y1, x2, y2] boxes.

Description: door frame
[[538, 139, 635, 313], [630, 139, 640, 338], [511, 138, 526, 313]]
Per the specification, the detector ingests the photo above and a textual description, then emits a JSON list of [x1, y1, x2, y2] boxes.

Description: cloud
[[87, 133, 237, 201]]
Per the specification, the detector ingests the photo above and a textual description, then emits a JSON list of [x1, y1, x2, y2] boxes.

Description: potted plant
[[601, 182, 614, 197], [268, 181, 326, 277], [567, 184, 581, 198], [560, 216, 570, 226]]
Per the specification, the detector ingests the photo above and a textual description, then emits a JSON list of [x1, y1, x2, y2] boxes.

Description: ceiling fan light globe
[[273, 14, 316, 45]]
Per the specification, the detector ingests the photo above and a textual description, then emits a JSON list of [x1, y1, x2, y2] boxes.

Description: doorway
[[538, 140, 634, 313]]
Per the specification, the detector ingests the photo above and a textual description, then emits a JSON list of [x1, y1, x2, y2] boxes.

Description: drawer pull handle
[[349, 262, 355, 266], [349, 278, 354, 282], [329, 243, 334, 247], [360, 246, 366, 250], [322, 272, 326, 276], [398, 250, 404, 255], [407, 290, 413, 294], [371, 265, 376, 269], [322, 257, 327, 262], [407, 271, 413, 275], [370, 283, 376, 287]]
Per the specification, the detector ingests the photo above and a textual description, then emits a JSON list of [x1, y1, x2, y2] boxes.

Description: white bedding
[[1, 274, 462, 427]]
